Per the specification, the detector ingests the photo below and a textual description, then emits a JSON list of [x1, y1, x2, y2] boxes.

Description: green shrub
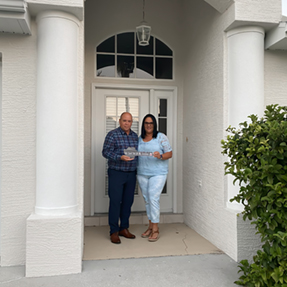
[[221, 104, 287, 287]]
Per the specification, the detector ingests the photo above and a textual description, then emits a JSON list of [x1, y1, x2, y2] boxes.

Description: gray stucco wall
[[0, 13, 85, 266], [265, 50, 287, 106], [182, 0, 283, 262], [0, 22, 37, 265], [182, 0, 239, 260]]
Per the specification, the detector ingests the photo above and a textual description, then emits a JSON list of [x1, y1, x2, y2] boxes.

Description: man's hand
[[121, 155, 134, 161]]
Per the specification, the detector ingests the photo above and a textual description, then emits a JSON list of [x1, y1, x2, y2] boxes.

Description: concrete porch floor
[[0, 223, 240, 286], [83, 223, 223, 260], [0, 255, 239, 287]]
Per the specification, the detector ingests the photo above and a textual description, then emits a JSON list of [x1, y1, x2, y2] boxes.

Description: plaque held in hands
[[124, 147, 153, 158]]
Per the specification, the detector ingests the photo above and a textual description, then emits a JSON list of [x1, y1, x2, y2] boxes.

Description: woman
[[137, 114, 172, 242]]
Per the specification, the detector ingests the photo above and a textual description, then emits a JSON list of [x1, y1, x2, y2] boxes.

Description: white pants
[[137, 174, 167, 223]]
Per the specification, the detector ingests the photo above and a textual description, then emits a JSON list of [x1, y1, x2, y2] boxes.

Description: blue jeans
[[137, 174, 167, 223]]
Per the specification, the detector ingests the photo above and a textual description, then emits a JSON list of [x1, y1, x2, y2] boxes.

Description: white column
[[35, 11, 79, 216], [26, 11, 82, 277], [226, 26, 265, 210], [0, 58, 2, 256]]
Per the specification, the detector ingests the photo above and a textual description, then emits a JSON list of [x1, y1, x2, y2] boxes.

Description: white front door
[[91, 85, 176, 214]]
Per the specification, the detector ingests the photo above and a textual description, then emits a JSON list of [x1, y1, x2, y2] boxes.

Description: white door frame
[[91, 83, 178, 215]]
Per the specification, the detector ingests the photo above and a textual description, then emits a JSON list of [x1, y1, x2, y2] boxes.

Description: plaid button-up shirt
[[102, 127, 138, 171]]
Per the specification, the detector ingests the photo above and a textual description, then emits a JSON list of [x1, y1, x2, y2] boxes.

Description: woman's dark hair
[[141, 114, 159, 139]]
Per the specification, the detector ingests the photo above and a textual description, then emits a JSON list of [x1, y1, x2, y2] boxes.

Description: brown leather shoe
[[110, 232, 121, 244], [118, 228, 136, 239]]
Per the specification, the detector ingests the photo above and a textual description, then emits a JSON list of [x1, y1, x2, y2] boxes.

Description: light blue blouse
[[137, 132, 172, 176]]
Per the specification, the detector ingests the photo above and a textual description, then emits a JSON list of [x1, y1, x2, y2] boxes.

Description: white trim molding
[[0, 0, 31, 34], [26, 1, 84, 21], [91, 83, 178, 215], [204, 0, 234, 14], [0, 0, 27, 13], [265, 21, 287, 50]]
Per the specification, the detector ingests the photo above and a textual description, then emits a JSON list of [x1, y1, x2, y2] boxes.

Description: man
[[102, 112, 138, 244]]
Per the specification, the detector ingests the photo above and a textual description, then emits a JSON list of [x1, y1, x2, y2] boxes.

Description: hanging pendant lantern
[[136, 0, 151, 46]]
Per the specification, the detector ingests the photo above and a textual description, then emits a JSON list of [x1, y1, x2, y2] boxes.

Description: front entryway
[[91, 85, 177, 215]]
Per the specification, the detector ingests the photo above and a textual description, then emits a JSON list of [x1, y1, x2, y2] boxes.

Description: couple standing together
[[102, 112, 172, 244]]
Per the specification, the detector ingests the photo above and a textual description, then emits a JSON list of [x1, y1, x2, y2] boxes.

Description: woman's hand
[[153, 151, 161, 159], [153, 151, 173, 160]]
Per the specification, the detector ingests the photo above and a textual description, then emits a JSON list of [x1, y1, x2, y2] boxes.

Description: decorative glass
[[117, 56, 134, 78], [117, 32, 134, 54], [158, 99, 167, 117], [96, 33, 173, 79], [96, 54, 115, 77], [136, 56, 153, 79], [97, 36, 115, 53], [156, 38, 173, 56], [137, 36, 154, 55], [156, 58, 172, 79]]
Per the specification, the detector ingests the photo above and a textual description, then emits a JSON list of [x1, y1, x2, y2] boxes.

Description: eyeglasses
[[144, 122, 154, 125]]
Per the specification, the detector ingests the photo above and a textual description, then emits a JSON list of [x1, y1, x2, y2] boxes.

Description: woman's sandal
[[148, 230, 160, 242], [141, 228, 152, 238]]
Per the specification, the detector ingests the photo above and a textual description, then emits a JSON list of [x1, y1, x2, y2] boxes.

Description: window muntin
[[96, 32, 173, 80]]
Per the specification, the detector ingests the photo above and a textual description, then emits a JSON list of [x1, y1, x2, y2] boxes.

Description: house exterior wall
[[0, 56, 2, 255], [0, 0, 286, 272], [235, 0, 281, 23], [182, 0, 282, 261], [182, 0, 239, 260], [236, 47, 287, 262], [0, 1, 85, 267], [84, 0, 184, 216], [265, 50, 287, 106], [0, 22, 37, 265], [224, 0, 281, 31]]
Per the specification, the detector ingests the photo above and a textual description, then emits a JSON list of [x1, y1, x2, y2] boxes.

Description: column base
[[26, 212, 83, 277]]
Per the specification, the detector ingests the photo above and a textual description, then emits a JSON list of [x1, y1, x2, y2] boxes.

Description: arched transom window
[[96, 32, 173, 79]]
